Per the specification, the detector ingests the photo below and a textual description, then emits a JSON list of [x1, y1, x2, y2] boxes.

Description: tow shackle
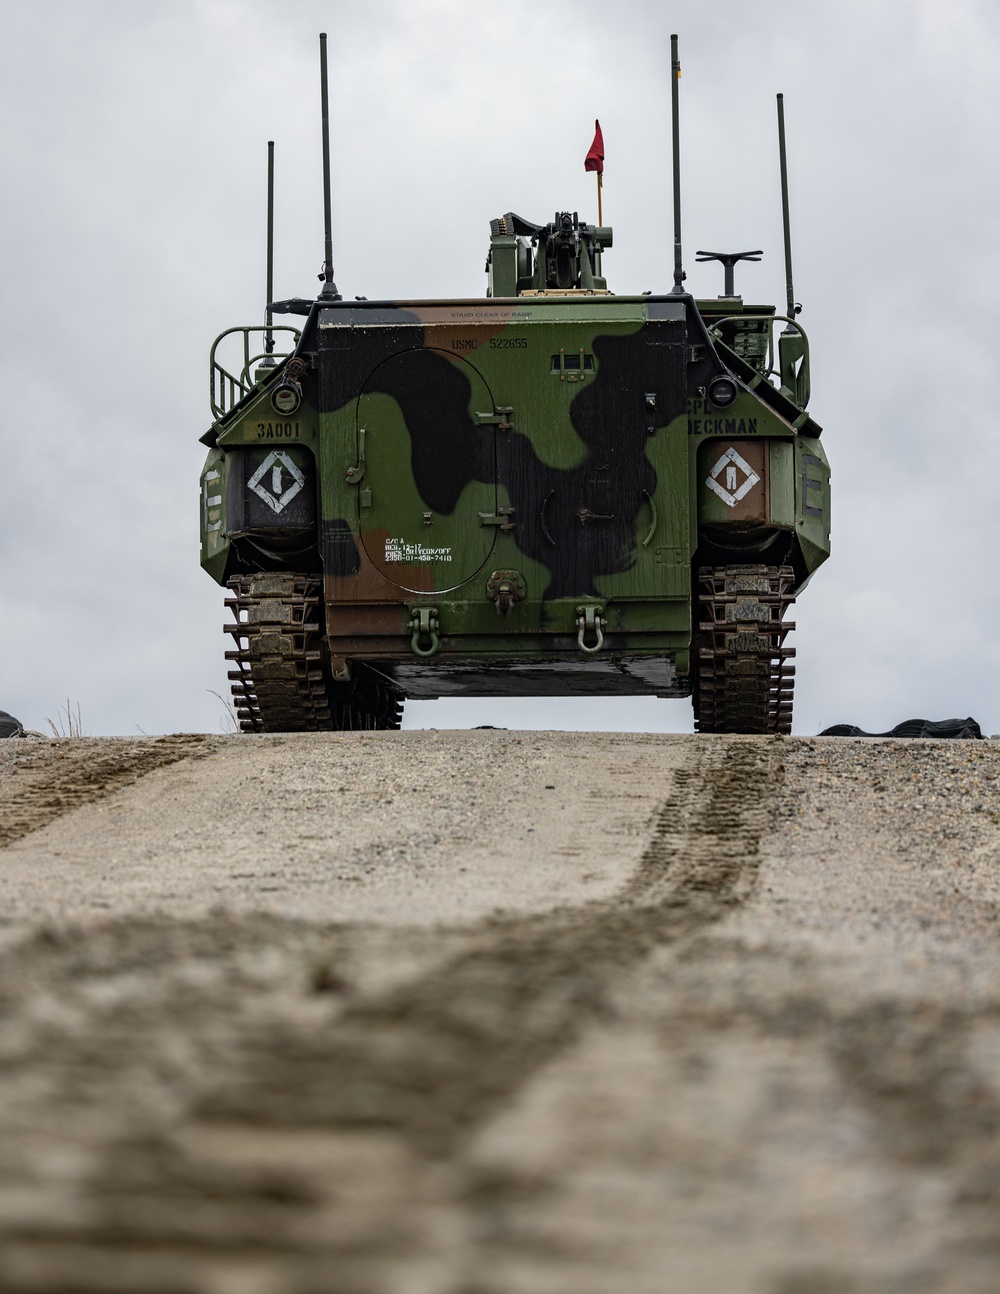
[[576, 604, 605, 654], [409, 606, 440, 657]]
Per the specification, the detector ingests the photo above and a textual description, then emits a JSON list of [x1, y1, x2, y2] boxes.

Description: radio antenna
[[318, 33, 340, 300], [669, 33, 686, 295], [776, 93, 799, 322], [265, 141, 274, 353]]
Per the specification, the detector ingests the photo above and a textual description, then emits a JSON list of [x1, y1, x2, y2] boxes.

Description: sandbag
[[819, 718, 983, 739], [0, 711, 25, 739]]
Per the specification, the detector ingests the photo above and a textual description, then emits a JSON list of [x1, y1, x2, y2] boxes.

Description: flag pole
[[585, 119, 604, 226]]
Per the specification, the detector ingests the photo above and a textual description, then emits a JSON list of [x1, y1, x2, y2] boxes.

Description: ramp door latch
[[474, 407, 514, 431], [575, 506, 614, 526], [478, 506, 517, 532], [576, 604, 605, 654], [408, 606, 440, 657]]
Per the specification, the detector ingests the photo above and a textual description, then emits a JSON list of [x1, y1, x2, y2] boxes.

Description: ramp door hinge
[[346, 426, 366, 483]]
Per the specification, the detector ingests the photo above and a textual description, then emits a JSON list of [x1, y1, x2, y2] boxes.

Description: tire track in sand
[[0, 735, 217, 847], [201, 736, 783, 1152], [0, 736, 783, 1291]]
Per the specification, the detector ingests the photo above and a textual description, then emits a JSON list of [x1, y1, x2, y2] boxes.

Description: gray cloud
[[2, 0, 997, 735]]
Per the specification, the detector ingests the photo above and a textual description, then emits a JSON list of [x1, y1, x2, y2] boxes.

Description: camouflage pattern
[[200, 215, 830, 707]]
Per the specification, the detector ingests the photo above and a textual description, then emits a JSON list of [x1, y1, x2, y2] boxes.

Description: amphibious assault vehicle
[[199, 35, 830, 733]]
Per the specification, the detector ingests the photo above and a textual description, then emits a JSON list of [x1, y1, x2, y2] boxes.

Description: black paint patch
[[501, 323, 687, 598], [322, 519, 361, 576], [361, 349, 495, 515], [318, 324, 421, 413]]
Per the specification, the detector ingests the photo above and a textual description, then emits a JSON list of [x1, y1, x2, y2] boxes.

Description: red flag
[[584, 119, 604, 174]]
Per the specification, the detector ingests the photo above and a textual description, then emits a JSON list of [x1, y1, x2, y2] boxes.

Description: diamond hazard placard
[[706, 446, 761, 508], [247, 450, 305, 514]]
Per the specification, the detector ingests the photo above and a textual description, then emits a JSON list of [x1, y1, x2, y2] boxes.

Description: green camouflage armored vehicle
[[199, 37, 830, 734]]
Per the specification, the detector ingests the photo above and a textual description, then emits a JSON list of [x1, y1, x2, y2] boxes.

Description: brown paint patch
[[327, 604, 406, 638], [406, 304, 526, 327], [422, 324, 510, 364], [324, 534, 436, 607], [405, 303, 530, 366], [325, 558, 403, 606], [359, 526, 438, 594]]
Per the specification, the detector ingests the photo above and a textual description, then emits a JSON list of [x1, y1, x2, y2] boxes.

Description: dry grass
[[45, 699, 84, 739], [207, 689, 239, 734]]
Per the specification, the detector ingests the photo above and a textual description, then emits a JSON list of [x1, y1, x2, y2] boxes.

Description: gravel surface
[[0, 732, 998, 1293]]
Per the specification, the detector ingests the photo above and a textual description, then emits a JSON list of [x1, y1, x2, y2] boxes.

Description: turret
[[486, 210, 612, 296]]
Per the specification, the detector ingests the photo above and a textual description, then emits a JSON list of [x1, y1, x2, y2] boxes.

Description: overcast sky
[[2, 0, 998, 737]]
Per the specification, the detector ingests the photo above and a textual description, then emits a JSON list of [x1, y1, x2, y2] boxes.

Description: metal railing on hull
[[209, 324, 301, 422]]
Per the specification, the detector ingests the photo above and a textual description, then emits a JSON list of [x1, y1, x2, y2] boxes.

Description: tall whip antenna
[[318, 33, 340, 299], [670, 33, 686, 294], [776, 93, 798, 323], [265, 140, 274, 353]]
